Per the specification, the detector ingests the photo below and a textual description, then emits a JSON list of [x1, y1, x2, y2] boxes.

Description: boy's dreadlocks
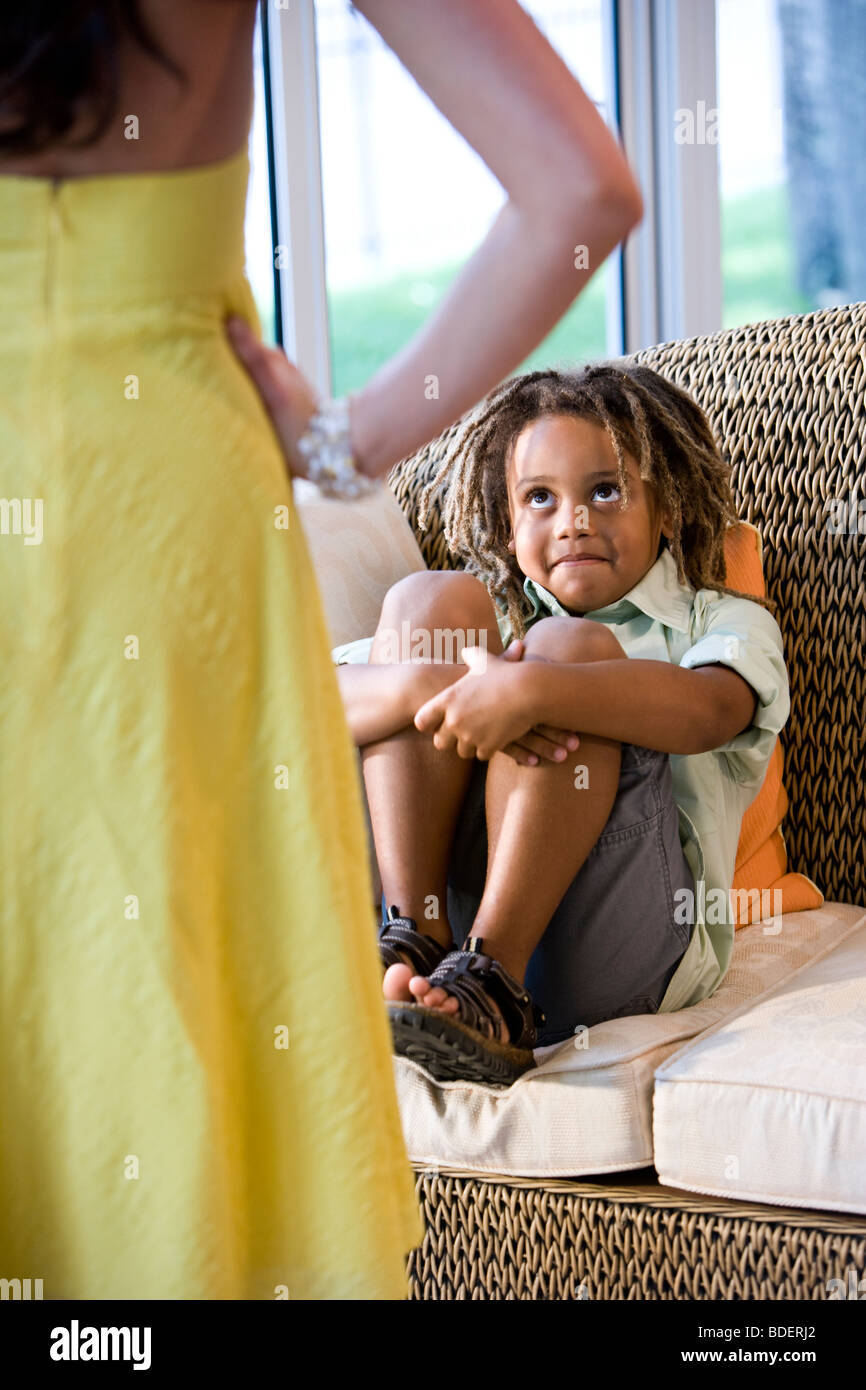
[[416, 362, 774, 641]]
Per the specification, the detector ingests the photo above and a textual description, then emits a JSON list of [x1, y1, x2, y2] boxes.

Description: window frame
[[615, 0, 722, 351]]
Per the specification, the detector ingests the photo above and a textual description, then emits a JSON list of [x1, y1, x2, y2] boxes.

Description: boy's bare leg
[[410, 617, 628, 1041], [359, 571, 504, 1001]]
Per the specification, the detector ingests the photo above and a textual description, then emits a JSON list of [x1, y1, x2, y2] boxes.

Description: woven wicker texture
[[387, 304, 866, 1298], [406, 1173, 866, 1299], [387, 303, 866, 904]]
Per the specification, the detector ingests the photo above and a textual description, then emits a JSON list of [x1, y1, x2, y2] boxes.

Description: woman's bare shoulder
[[0, 0, 259, 178]]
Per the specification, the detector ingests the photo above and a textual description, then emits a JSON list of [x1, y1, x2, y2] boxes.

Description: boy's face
[[505, 412, 674, 614]]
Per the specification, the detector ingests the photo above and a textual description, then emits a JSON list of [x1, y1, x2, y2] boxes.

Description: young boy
[[335, 365, 789, 1085]]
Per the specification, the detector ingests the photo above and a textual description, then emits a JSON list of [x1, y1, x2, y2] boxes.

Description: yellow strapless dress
[[0, 144, 425, 1299]]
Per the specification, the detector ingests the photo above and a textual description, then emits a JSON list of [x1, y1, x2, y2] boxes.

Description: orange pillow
[[724, 522, 824, 924]]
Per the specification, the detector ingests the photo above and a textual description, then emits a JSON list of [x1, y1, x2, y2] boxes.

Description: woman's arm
[[348, 0, 643, 478], [230, 0, 643, 478]]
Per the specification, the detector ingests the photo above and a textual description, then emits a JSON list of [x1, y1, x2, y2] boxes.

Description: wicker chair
[[384, 301, 866, 1299]]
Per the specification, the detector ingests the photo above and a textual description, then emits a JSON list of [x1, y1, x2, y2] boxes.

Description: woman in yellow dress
[[0, 0, 641, 1298]]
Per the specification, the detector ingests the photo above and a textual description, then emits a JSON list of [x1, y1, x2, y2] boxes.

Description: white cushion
[[392, 902, 866, 1180], [653, 906, 866, 1214], [292, 476, 426, 648], [293, 477, 426, 909]]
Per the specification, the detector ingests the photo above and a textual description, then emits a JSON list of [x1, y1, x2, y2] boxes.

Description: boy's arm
[[336, 661, 466, 747], [524, 658, 758, 755], [414, 598, 786, 762]]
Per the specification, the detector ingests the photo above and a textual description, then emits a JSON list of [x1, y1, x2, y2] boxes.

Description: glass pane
[[716, 0, 866, 328], [245, 9, 277, 344], [314, 0, 613, 396], [519, 1, 611, 374]]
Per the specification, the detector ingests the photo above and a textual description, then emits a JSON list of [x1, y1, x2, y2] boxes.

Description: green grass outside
[[720, 182, 812, 329], [326, 257, 608, 399]]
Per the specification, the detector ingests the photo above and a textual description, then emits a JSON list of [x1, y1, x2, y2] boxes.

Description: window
[[716, 0, 866, 328], [266, 1, 852, 380], [313, 0, 618, 396]]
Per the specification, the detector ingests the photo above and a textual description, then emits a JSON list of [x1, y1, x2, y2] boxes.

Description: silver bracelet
[[295, 393, 382, 499]]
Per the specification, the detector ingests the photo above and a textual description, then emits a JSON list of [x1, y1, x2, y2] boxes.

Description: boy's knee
[[381, 569, 491, 624], [521, 615, 626, 663]]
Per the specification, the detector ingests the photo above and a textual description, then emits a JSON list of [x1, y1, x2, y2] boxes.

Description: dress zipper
[[45, 176, 63, 311]]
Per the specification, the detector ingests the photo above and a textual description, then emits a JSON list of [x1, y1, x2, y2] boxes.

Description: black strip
[[610, 0, 628, 356], [260, 0, 283, 347]]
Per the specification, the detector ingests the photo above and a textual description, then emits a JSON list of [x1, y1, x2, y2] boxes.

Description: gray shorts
[[443, 744, 695, 1047]]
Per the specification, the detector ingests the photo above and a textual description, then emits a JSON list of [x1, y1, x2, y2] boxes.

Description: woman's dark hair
[[0, 3, 188, 156], [417, 362, 775, 641]]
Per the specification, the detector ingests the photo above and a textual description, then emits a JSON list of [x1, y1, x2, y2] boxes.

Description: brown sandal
[[387, 935, 544, 1087], [378, 904, 453, 979]]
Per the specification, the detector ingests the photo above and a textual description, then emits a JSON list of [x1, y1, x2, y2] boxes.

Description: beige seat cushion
[[294, 477, 427, 909], [653, 906, 866, 1214], [392, 902, 866, 1180], [293, 477, 426, 649]]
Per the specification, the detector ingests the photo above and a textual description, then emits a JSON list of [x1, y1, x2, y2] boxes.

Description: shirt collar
[[522, 546, 694, 633]]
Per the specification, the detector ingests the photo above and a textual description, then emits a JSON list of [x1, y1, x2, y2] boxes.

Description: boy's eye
[[525, 483, 622, 507], [592, 483, 621, 502]]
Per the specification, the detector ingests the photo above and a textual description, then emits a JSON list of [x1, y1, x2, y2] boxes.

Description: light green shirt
[[496, 546, 790, 1012], [332, 546, 790, 1014]]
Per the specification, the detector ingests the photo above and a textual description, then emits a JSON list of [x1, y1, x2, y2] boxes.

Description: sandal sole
[[387, 1001, 536, 1087]]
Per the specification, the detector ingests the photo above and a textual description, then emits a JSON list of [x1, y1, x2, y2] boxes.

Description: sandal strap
[[424, 937, 545, 1049], [378, 904, 452, 976]]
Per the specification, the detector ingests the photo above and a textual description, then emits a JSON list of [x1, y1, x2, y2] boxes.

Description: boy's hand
[[413, 640, 580, 764], [499, 640, 581, 765]]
